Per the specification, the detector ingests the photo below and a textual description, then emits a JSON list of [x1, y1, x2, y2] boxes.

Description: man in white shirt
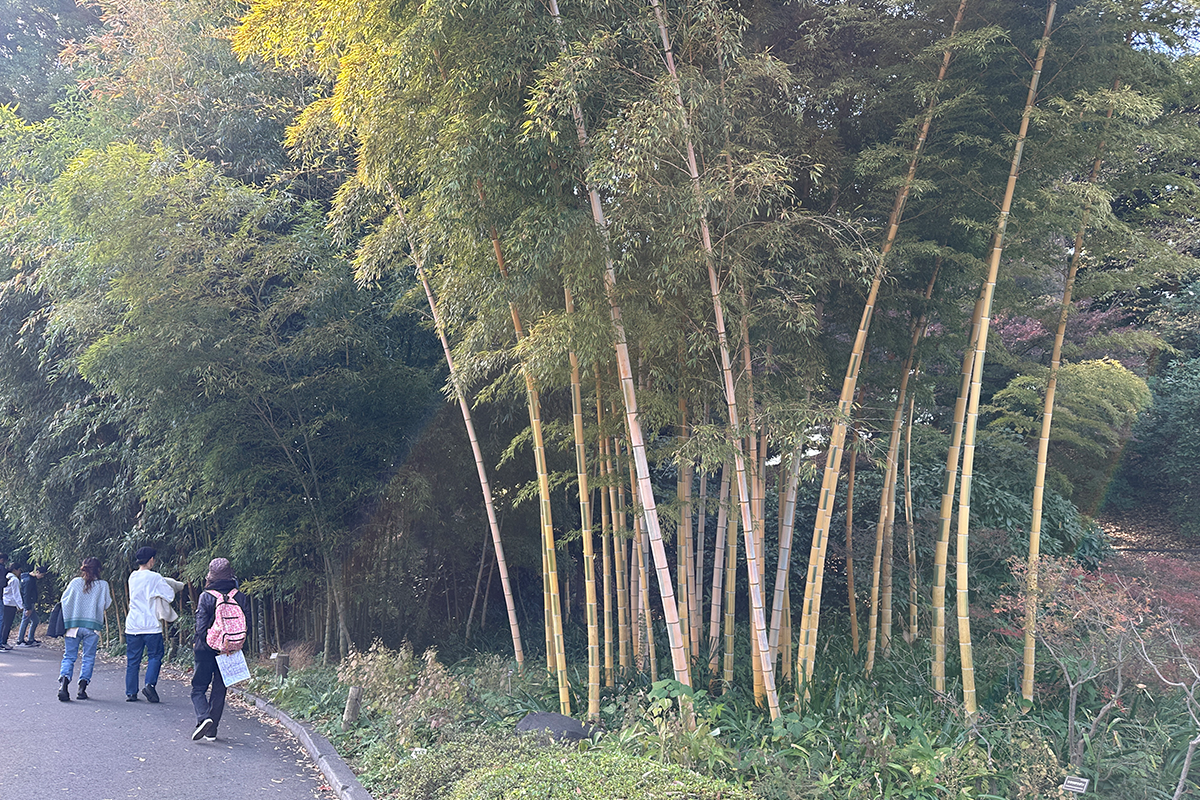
[[1, 563, 24, 650], [124, 546, 182, 702]]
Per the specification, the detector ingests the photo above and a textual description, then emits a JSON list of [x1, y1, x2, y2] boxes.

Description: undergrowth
[[242, 611, 1199, 800]]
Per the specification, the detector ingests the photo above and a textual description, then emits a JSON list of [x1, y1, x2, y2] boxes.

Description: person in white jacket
[[1, 563, 24, 650], [124, 546, 184, 702]]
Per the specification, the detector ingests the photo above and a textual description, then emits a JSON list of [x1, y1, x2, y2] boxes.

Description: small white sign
[[1062, 776, 1090, 793], [215, 651, 251, 686]]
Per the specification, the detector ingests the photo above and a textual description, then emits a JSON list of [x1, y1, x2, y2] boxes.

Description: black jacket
[[193, 579, 249, 657], [19, 572, 37, 611]]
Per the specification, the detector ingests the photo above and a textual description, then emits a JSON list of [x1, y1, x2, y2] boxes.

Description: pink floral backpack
[[205, 589, 247, 653]]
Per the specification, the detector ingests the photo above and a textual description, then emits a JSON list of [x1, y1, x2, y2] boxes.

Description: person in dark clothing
[[17, 565, 46, 645], [191, 557, 249, 742]]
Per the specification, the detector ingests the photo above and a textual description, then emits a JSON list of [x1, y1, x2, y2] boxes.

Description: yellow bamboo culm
[[565, 285, 599, 720], [932, 296, 982, 692], [845, 413, 861, 655], [677, 397, 693, 667], [798, 0, 970, 690], [707, 464, 733, 677], [723, 477, 739, 687], [1023, 82, 1115, 704], [904, 392, 919, 644], [957, 2, 1058, 721], [391, 195, 524, 672], [597, 379, 615, 688], [545, 0, 691, 691]]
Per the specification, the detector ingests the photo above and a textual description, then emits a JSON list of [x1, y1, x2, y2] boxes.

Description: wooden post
[[271, 652, 290, 680], [342, 686, 363, 731]]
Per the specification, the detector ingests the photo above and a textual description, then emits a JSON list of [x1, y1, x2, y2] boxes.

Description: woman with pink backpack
[[190, 557, 249, 742]]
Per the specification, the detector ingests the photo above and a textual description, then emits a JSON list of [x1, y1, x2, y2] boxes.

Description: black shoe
[[192, 718, 215, 741], [58, 677, 71, 702], [142, 684, 159, 703], [77, 679, 88, 700], [126, 694, 139, 702]]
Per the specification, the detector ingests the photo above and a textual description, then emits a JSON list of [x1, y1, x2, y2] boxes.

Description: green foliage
[[247, 662, 348, 720], [448, 747, 753, 800], [986, 359, 1151, 514], [1110, 356, 1200, 536], [0, 0, 100, 121]]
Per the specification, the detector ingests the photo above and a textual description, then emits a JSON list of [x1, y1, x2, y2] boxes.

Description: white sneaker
[[191, 719, 215, 741]]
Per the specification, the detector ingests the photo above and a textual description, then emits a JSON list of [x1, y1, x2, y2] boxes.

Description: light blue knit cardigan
[[60, 576, 112, 631]]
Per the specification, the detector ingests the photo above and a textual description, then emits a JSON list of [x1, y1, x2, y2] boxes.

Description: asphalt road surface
[[0, 640, 335, 800]]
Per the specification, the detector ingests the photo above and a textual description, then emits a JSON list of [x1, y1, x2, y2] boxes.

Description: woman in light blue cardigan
[[58, 557, 112, 701]]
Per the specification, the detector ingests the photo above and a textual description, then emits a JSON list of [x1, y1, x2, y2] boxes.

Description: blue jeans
[[125, 632, 164, 697], [60, 628, 100, 681], [18, 609, 39, 642]]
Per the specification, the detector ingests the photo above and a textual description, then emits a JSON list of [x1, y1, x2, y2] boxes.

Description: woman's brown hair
[[81, 557, 102, 592]]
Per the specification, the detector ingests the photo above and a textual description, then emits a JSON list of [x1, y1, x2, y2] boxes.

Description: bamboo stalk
[[647, 0, 776, 715], [480, 194, 569, 712], [845, 410, 861, 655], [598, 375, 615, 687], [678, 396, 693, 666], [546, 0, 691, 687], [391, 196, 524, 672], [768, 450, 802, 664], [723, 478, 739, 687], [565, 285, 600, 720], [904, 390, 919, 644], [957, 2, 1058, 720], [707, 463, 733, 674], [932, 295, 983, 692], [1022, 85, 1116, 703], [797, 0, 969, 687]]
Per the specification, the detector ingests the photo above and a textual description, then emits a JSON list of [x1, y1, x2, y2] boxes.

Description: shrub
[[363, 731, 549, 800], [339, 641, 477, 747], [447, 746, 755, 800]]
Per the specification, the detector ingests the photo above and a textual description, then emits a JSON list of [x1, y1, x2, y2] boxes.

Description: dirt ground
[[1099, 508, 1200, 561]]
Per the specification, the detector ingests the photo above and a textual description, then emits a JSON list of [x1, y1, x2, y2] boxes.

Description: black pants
[[191, 653, 227, 731], [1, 604, 17, 644]]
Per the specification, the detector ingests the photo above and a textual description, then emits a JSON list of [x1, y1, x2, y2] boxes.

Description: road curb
[[235, 689, 375, 800]]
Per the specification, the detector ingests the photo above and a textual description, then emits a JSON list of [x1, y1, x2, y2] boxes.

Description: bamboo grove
[[1, 0, 1198, 728]]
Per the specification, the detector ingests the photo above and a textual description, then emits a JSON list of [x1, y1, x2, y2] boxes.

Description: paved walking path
[[0, 641, 335, 800]]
